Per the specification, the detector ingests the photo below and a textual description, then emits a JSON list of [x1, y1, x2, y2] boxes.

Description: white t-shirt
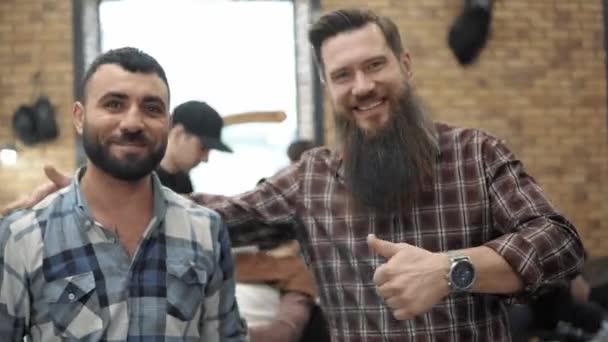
[[235, 282, 281, 326]]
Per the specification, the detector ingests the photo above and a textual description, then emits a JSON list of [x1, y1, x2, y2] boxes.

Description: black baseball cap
[[171, 101, 233, 153]]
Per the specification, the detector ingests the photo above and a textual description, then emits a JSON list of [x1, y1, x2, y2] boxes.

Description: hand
[[0, 165, 71, 216], [570, 275, 590, 303], [367, 234, 450, 320]]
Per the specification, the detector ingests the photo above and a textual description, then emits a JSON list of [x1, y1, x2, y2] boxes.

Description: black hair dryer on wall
[[448, 0, 493, 66], [12, 96, 59, 145]]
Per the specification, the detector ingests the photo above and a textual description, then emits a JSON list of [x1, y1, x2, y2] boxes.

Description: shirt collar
[[71, 166, 167, 230]]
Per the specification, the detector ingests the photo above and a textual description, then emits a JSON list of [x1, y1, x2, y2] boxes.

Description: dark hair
[[81, 47, 170, 102], [308, 8, 404, 72], [287, 139, 316, 162]]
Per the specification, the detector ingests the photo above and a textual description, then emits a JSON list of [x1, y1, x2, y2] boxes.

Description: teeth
[[357, 100, 383, 111]]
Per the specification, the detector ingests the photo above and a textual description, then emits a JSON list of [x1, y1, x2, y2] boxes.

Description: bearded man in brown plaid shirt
[[196, 9, 584, 341], [1, 7, 585, 342]]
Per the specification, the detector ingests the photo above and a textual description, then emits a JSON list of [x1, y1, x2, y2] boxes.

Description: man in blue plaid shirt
[[0, 47, 247, 341]]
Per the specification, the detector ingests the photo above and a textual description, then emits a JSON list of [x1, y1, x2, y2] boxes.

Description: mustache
[[354, 90, 379, 103], [107, 132, 151, 146]]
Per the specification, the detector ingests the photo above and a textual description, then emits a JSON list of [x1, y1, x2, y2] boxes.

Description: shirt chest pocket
[[42, 271, 103, 339], [166, 260, 208, 321]]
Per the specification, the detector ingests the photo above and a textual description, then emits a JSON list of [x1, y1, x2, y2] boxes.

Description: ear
[[72, 101, 85, 135], [400, 51, 413, 80], [171, 123, 186, 138]]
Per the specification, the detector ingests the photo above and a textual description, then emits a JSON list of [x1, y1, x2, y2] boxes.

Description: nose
[[352, 71, 374, 97], [119, 105, 144, 133]]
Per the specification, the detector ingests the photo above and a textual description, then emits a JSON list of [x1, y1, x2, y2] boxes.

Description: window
[[100, 0, 297, 195]]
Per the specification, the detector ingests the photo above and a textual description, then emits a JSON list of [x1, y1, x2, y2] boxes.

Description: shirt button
[[189, 261, 196, 267], [68, 293, 75, 301], [84, 220, 92, 227]]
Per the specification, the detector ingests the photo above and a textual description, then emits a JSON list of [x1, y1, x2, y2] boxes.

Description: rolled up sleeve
[[482, 136, 585, 295]]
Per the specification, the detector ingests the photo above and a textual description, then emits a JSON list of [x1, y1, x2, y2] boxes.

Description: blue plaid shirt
[[0, 169, 247, 341]]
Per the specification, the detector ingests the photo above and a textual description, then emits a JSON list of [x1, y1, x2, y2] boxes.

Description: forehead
[[321, 23, 391, 72], [85, 64, 169, 105]]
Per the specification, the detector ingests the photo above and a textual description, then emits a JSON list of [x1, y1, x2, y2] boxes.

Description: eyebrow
[[99, 91, 129, 101], [328, 55, 389, 77], [98, 93, 166, 107], [142, 96, 165, 104], [329, 67, 349, 78], [366, 56, 387, 64]]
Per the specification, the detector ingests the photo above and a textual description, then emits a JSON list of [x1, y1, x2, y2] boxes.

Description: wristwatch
[[446, 252, 476, 292]]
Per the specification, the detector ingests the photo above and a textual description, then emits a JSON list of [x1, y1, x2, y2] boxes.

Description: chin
[[357, 128, 379, 140], [358, 114, 390, 129], [357, 122, 386, 137]]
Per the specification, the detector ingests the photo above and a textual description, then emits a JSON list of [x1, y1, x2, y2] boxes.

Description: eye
[[144, 103, 164, 114], [331, 70, 351, 84], [367, 60, 385, 71], [104, 99, 123, 110]]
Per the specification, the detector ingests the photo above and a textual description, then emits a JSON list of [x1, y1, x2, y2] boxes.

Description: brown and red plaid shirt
[[197, 122, 585, 341]]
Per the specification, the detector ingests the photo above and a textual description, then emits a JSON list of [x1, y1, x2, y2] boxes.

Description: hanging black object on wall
[[12, 96, 59, 145], [448, 0, 493, 66]]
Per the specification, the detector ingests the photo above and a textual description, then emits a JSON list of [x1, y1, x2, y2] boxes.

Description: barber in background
[[157, 100, 233, 193]]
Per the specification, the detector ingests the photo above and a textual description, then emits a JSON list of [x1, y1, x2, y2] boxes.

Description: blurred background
[[0, 0, 606, 258]]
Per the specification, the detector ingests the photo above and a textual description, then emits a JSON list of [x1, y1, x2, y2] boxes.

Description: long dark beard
[[337, 87, 438, 212]]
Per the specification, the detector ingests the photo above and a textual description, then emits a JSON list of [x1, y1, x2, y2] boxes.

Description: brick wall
[[1, 0, 606, 256], [0, 0, 75, 206], [319, 0, 608, 256]]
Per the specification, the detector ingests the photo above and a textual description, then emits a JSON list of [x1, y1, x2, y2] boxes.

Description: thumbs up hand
[[367, 234, 450, 320]]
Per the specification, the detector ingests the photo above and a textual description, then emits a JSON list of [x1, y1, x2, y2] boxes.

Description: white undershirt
[[235, 283, 281, 327]]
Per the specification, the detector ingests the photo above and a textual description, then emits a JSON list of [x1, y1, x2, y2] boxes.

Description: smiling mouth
[[354, 99, 385, 113]]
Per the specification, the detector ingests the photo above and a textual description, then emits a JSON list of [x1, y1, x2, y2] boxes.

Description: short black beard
[[337, 87, 438, 212], [82, 124, 166, 182]]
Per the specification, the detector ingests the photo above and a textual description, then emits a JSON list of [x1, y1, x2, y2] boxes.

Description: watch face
[[452, 260, 475, 289]]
